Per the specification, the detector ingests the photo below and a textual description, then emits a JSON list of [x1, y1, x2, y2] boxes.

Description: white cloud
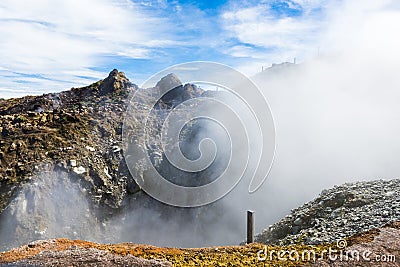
[[221, 0, 400, 77], [320, 0, 400, 54], [227, 45, 259, 58], [2, 0, 399, 98], [0, 0, 176, 97], [116, 48, 151, 59], [221, 3, 324, 64], [244, 1, 400, 231], [219, 1, 322, 76]]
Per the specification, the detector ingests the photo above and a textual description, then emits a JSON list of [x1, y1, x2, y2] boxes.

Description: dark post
[[247, 210, 254, 244]]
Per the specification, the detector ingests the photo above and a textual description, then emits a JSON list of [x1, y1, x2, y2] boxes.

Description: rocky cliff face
[[0, 69, 207, 210], [0, 69, 137, 213], [0, 69, 215, 250]]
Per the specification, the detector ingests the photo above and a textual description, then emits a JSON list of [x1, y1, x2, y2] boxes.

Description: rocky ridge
[[0, 69, 211, 250], [0, 69, 206, 212], [256, 179, 400, 245], [0, 69, 137, 212]]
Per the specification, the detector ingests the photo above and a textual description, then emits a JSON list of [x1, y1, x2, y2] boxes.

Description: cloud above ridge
[[1, 0, 399, 98]]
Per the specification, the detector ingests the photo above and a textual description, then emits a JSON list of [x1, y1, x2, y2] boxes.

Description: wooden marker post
[[247, 210, 254, 244]]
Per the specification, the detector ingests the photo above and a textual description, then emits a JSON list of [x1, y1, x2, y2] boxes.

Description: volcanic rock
[[0, 69, 217, 249], [256, 179, 400, 246]]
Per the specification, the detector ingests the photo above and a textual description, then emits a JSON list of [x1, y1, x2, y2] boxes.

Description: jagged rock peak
[[156, 73, 182, 93], [106, 69, 129, 81], [154, 74, 205, 109], [98, 69, 133, 95], [108, 69, 120, 77]]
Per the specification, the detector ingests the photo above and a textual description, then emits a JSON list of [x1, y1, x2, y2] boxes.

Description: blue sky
[[0, 0, 396, 98]]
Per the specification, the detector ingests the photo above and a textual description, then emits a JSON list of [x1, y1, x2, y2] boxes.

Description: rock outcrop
[[256, 179, 400, 246], [0, 69, 137, 213], [155, 73, 204, 108], [0, 69, 219, 250]]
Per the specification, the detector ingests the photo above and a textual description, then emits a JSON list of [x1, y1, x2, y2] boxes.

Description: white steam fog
[[1, 1, 400, 250], [246, 1, 400, 239], [0, 171, 102, 250]]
